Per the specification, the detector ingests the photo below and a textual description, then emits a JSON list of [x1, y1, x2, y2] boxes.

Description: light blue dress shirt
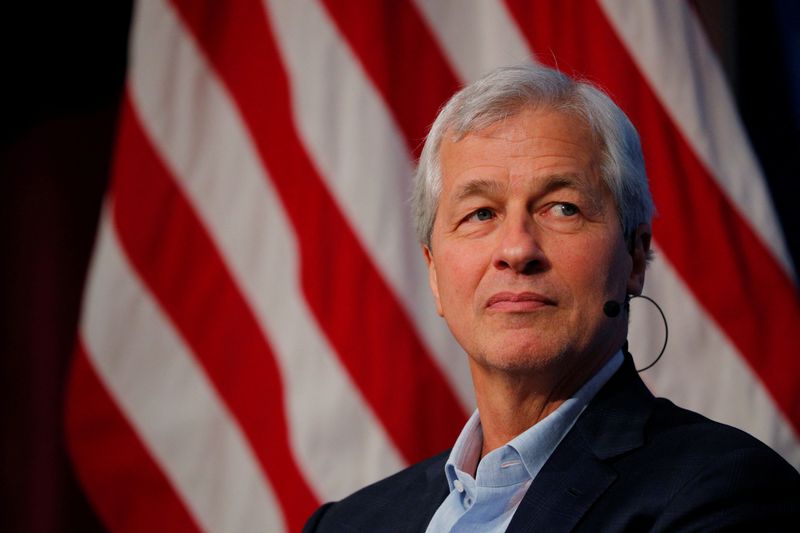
[[425, 351, 624, 532]]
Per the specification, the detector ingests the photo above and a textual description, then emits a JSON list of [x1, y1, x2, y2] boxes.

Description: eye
[[551, 202, 579, 217], [467, 208, 495, 222]]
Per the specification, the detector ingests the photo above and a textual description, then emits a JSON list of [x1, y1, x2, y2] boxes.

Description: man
[[303, 65, 799, 532]]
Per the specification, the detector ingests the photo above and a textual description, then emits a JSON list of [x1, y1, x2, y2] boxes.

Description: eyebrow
[[540, 174, 605, 213], [452, 178, 507, 203], [538, 174, 588, 196]]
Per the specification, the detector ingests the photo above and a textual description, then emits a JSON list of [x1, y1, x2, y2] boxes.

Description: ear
[[626, 224, 651, 296], [423, 245, 444, 316]]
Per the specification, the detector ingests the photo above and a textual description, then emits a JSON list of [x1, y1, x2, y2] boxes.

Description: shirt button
[[453, 480, 465, 493]]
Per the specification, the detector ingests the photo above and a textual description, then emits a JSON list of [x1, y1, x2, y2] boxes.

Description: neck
[[470, 350, 614, 457]]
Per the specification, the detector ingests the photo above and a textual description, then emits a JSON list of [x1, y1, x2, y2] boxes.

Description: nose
[[491, 214, 547, 275]]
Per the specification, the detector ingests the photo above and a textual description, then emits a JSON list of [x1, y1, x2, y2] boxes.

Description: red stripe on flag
[[320, 0, 462, 156], [505, 0, 800, 430], [65, 339, 201, 533], [169, 0, 468, 461], [111, 97, 317, 531]]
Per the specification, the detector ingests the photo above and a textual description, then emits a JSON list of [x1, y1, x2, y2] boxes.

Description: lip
[[485, 291, 556, 312]]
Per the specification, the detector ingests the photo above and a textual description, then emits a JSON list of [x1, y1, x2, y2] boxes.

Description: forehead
[[439, 108, 601, 190]]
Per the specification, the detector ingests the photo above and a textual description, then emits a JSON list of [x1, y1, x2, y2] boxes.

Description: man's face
[[424, 107, 646, 378]]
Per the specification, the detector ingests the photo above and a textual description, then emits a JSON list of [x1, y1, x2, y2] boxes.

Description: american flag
[[65, 1, 800, 531]]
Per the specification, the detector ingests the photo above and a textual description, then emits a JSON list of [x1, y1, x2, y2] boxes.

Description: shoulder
[[644, 396, 795, 470], [331, 449, 449, 508], [590, 355, 795, 478], [654, 399, 799, 529], [302, 450, 450, 533], [567, 358, 800, 532], [597, 398, 799, 530]]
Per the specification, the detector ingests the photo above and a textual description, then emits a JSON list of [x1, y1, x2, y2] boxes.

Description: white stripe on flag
[[129, 0, 406, 499], [262, 0, 475, 409], [82, 209, 285, 532], [599, 0, 795, 276], [629, 247, 800, 468], [414, 0, 532, 83]]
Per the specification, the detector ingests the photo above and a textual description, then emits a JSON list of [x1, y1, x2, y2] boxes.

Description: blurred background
[[1, 1, 798, 531]]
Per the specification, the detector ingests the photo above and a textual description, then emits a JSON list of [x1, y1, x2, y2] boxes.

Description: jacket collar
[[506, 353, 654, 532]]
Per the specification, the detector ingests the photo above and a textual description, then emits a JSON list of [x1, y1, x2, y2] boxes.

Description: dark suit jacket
[[303, 355, 800, 532]]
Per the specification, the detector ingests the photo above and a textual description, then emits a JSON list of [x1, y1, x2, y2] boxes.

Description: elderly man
[[303, 65, 799, 532]]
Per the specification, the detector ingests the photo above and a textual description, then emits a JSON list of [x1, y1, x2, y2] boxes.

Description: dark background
[[1, 1, 797, 531]]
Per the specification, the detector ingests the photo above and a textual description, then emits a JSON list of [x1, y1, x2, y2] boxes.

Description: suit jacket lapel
[[415, 456, 451, 527], [507, 355, 654, 532], [381, 452, 450, 531]]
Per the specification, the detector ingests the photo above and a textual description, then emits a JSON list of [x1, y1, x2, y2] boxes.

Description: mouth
[[485, 291, 556, 312]]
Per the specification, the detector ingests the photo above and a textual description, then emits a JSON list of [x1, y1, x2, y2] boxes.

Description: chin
[[471, 338, 572, 375]]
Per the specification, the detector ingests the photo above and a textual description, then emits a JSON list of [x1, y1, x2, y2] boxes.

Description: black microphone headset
[[603, 294, 668, 372], [603, 299, 623, 318]]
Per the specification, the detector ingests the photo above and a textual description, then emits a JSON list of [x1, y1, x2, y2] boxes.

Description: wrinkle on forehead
[[441, 136, 600, 185], [439, 109, 611, 216], [444, 119, 599, 173]]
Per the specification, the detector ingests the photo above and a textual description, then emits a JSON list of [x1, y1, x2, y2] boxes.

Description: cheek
[[552, 235, 626, 300], [436, 247, 484, 307]]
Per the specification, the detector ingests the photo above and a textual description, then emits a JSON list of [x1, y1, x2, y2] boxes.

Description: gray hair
[[413, 64, 654, 247]]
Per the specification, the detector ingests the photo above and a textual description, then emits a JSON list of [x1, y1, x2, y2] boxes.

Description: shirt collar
[[445, 350, 624, 489]]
